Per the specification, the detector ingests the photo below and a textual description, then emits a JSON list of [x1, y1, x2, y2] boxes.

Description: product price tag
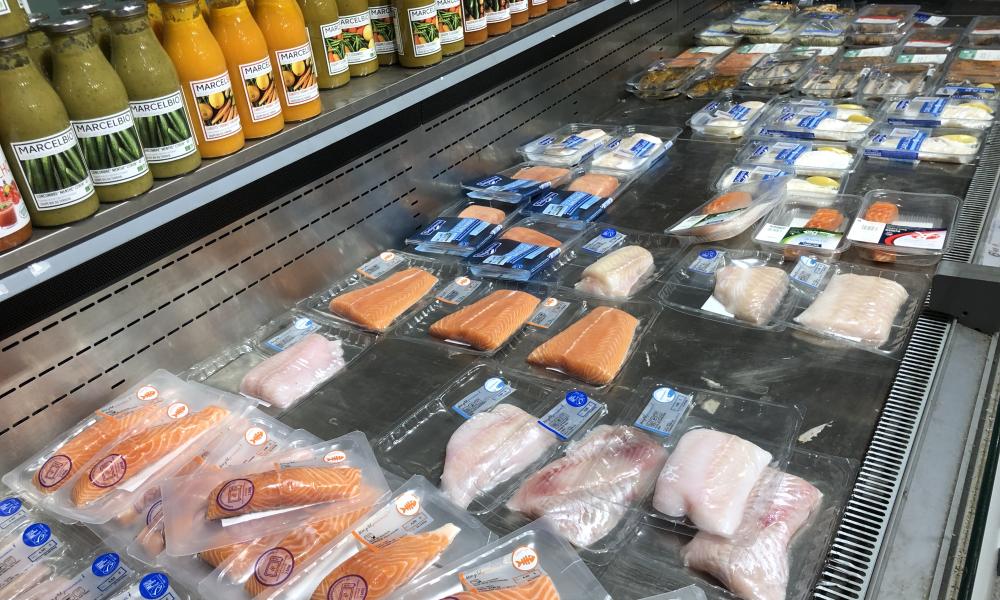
[[581, 228, 627, 254], [263, 317, 321, 352], [756, 222, 842, 249], [452, 377, 515, 418], [357, 251, 405, 279], [472, 240, 560, 277], [790, 256, 831, 288], [120, 572, 180, 600], [527, 191, 608, 221], [687, 249, 724, 274], [353, 490, 433, 549], [458, 548, 545, 592], [700, 295, 735, 318], [634, 387, 691, 437], [537, 391, 602, 441], [436, 277, 483, 304], [897, 53, 948, 65], [527, 298, 571, 329]]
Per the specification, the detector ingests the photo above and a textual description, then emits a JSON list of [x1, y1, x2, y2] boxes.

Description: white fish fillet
[[653, 429, 772, 537], [794, 273, 908, 347], [575, 245, 655, 299], [713, 265, 789, 325], [507, 425, 667, 547], [440, 403, 555, 510], [682, 469, 823, 600], [239, 334, 346, 408]]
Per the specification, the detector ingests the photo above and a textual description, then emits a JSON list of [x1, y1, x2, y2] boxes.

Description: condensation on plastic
[[687, 92, 771, 139], [20, 548, 141, 600], [752, 192, 862, 259], [159, 432, 390, 557], [666, 178, 788, 243], [517, 124, 615, 167]]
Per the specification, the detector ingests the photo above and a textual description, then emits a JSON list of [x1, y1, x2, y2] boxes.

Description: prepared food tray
[[794, 16, 849, 46], [687, 91, 769, 139], [753, 192, 861, 258], [858, 63, 932, 101], [627, 59, 707, 99], [736, 139, 859, 179], [714, 164, 790, 191], [790, 44, 843, 64], [796, 64, 866, 98], [838, 44, 901, 66], [883, 96, 996, 129], [845, 189, 961, 266], [861, 126, 984, 164], [518, 124, 614, 167], [799, 1, 854, 18], [667, 179, 787, 243], [714, 43, 788, 75], [695, 19, 744, 46], [588, 125, 680, 175], [756, 100, 875, 142], [739, 51, 816, 93], [731, 8, 789, 35], [747, 21, 798, 44], [901, 27, 962, 52], [935, 48, 1000, 97], [849, 3, 918, 34], [966, 16, 1000, 47]]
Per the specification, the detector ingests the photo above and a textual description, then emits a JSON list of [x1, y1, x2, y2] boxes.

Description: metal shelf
[[0, 0, 624, 301]]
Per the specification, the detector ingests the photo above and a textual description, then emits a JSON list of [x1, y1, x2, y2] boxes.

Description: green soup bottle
[[108, 2, 201, 178], [300, 0, 351, 88], [26, 12, 51, 77], [0, 35, 99, 226], [61, 1, 112, 58], [46, 15, 154, 203], [0, 0, 29, 38]]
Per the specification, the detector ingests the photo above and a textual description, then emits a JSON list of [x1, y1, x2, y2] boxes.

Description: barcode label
[[436, 277, 483, 304]]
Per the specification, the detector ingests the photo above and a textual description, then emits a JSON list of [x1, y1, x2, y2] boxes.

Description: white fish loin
[[239, 335, 346, 408], [713, 265, 789, 325], [575, 245, 655, 299], [440, 403, 555, 510], [794, 273, 908, 346], [653, 428, 773, 537]]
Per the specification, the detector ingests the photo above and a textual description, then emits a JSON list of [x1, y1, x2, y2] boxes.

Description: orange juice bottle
[[207, 0, 284, 138], [253, 0, 321, 122], [159, 0, 244, 157]]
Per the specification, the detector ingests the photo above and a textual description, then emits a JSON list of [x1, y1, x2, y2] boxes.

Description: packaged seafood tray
[[902, 26, 962, 52], [20, 547, 142, 600], [681, 70, 742, 98], [966, 16, 1000, 47], [502, 296, 661, 389], [672, 45, 736, 67], [185, 309, 375, 410], [520, 169, 637, 222], [462, 163, 576, 204], [799, 1, 855, 18], [394, 520, 613, 599], [627, 58, 708, 99], [102, 570, 194, 600], [3, 370, 252, 525], [746, 21, 798, 44], [753, 192, 861, 258], [847, 26, 913, 46], [895, 50, 952, 70], [404, 199, 520, 257], [883, 96, 996, 129], [794, 16, 849, 46], [861, 126, 984, 164], [846, 189, 961, 266], [714, 163, 791, 191], [714, 43, 789, 76], [935, 48, 1000, 98], [791, 44, 843, 64], [784, 258, 930, 356], [375, 363, 605, 515], [687, 91, 770, 139], [695, 19, 744, 47], [547, 223, 687, 301], [588, 125, 681, 176], [838, 43, 902, 66], [739, 51, 816, 93], [756, 100, 876, 142], [200, 475, 493, 600], [849, 3, 919, 33], [297, 250, 463, 333], [517, 123, 614, 167], [858, 63, 933, 101], [731, 8, 789, 35], [467, 216, 586, 281], [795, 63, 867, 98], [667, 178, 787, 243], [736, 138, 860, 179], [658, 247, 799, 329]]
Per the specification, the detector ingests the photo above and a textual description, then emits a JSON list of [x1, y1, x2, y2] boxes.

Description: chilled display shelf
[[0, 0, 624, 301]]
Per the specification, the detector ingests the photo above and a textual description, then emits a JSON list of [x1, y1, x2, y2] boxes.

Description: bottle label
[[464, 0, 486, 31], [408, 4, 442, 56], [437, 0, 464, 43], [9, 127, 95, 211], [129, 91, 198, 163], [276, 42, 320, 106], [0, 152, 30, 238], [340, 11, 378, 64], [320, 21, 350, 76], [72, 109, 149, 186], [509, 0, 527, 13], [369, 6, 398, 55], [189, 72, 242, 141], [485, 0, 509, 24], [0, 0, 10, 16], [530, 0, 546, 6], [239, 58, 282, 122]]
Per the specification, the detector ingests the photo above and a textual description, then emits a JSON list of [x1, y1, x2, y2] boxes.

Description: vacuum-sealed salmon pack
[[667, 178, 788, 243], [3, 371, 252, 525], [185, 310, 375, 410], [298, 250, 464, 331], [467, 216, 587, 282], [20, 548, 141, 600], [375, 362, 605, 516], [519, 169, 638, 223], [202, 475, 493, 600], [394, 519, 613, 600], [406, 202, 524, 259], [463, 163, 577, 204], [159, 432, 390, 558]]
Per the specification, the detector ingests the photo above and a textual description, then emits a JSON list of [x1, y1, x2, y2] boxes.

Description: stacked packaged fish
[[934, 48, 1000, 98], [682, 44, 789, 98], [668, 179, 789, 243], [846, 3, 918, 46], [734, 138, 859, 195], [687, 91, 770, 139]]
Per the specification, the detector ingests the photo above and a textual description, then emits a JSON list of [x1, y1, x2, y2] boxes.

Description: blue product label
[[561, 134, 587, 148], [536, 136, 555, 146], [22, 523, 51, 547], [527, 190, 607, 221], [751, 143, 769, 158], [0, 498, 21, 517], [581, 228, 627, 254], [538, 390, 603, 440], [627, 139, 655, 158], [414, 217, 498, 248], [139, 573, 172, 599], [774, 143, 807, 163], [93, 552, 121, 577], [919, 98, 946, 115], [452, 377, 516, 418], [867, 129, 926, 161], [727, 104, 751, 120], [467, 174, 543, 197], [797, 110, 832, 129], [634, 387, 692, 437], [763, 127, 816, 140], [470, 239, 560, 276]]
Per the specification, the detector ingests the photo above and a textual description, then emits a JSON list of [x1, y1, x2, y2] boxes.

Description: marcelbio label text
[[277, 43, 312, 63], [192, 72, 233, 97], [12, 128, 77, 160], [73, 109, 135, 138], [130, 92, 185, 116]]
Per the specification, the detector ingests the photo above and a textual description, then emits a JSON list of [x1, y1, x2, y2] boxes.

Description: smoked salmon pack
[[159, 432, 389, 558], [185, 310, 375, 410], [467, 216, 587, 282], [297, 250, 462, 332], [405, 201, 521, 257], [463, 163, 577, 205], [3, 371, 252, 525], [375, 362, 605, 515], [845, 190, 960, 266], [519, 170, 637, 223], [667, 178, 788, 243], [202, 475, 494, 600], [751, 193, 862, 260], [394, 519, 613, 600]]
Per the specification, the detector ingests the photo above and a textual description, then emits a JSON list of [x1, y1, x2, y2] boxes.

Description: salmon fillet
[[513, 166, 570, 185], [526, 306, 639, 385], [71, 405, 230, 506], [33, 404, 161, 493], [863, 201, 900, 262], [566, 174, 619, 197], [429, 290, 541, 351], [310, 524, 460, 600], [804, 208, 845, 231], [328, 267, 438, 331], [449, 576, 561, 598], [205, 466, 362, 520], [458, 205, 507, 225], [703, 191, 753, 215], [500, 227, 562, 248]]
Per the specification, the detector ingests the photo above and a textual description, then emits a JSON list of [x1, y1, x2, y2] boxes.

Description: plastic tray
[[795, 63, 867, 98], [714, 164, 790, 191], [658, 247, 798, 330], [736, 138, 859, 179], [838, 43, 901, 66], [965, 16, 1000, 47], [799, 1, 855, 18], [627, 59, 708, 99], [695, 26, 744, 47], [462, 162, 576, 204], [687, 91, 770, 139], [467, 216, 586, 281], [847, 25, 913, 46], [405, 199, 522, 257], [667, 178, 788, 243], [935, 49, 1000, 97], [849, 4, 919, 33], [794, 16, 849, 46], [846, 189, 961, 266], [517, 123, 615, 167], [902, 26, 962, 51], [790, 44, 844, 64], [883, 96, 997, 129], [756, 100, 875, 142], [753, 192, 861, 258], [858, 63, 932, 101], [714, 43, 789, 76], [520, 169, 637, 222], [861, 125, 984, 164], [680, 70, 742, 98], [740, 51, 816, 93], [746, 21, 799, 44], [588, 125, 681, 176], [670, 45, 735, 67], [731, 8, 789, 35], [785, 172, 849, 196]]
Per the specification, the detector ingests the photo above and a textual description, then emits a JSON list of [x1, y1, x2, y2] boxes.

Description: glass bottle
[[0, 0, 29, 38], [336, 0, 378, 76], [60, 1, 112, 57], [46, 15, 154, 203], [527, 0, 547, 19], [394, 0, 441, 67], [26, 12, 51, 77], [436, 0, 463, 55], [253, 0, 322, 121], [0, 35, 98, 226], [462, 0, 485, 45], [147, 0, 164, 39], [508, 0, 526, 26], [108, 1, 202, 178], [299, 0, 350, 88], [485, 0, 509, 35], [368, 0, 397, 65]]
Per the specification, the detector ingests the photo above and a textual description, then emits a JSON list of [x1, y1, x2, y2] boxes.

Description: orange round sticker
[[511, 546, 539, 572], [543, 297, 558, 307], [136, 386, 158, 401], [455, 276, 471, 286], [380, 251, 396, 261], [395, 491, 420, 516], [245, 427, 268, 446], [166, 402, 189, 419], [323, 450, 347, 464]]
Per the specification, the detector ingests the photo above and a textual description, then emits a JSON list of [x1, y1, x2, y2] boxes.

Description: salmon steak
[[71, 405, 230, 506], [703, 191, 752, 215], [310, 523, 460, 600], [448, 575, 561, 598], [429, 290, 541, 351], [458, 205, 507, 225], [513, 166, 570, 185], [794, 273, 908, 347], [33, 404, 161, 493], [526, 306, 639, 385], [566, 174, 619, 197], [500, 227, 562, 248], [328, 267, 438, 331], [205, 465, 362, 520], [804, 208, 845, 231], [238, 333, 346, 408], [862, 201, 901, 262]]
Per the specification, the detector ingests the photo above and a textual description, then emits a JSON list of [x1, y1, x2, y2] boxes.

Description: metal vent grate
[[947, 125, 1000, 263]]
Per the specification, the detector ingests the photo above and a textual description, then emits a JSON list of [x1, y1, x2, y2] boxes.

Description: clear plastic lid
[[796, 63, 867, 98], [405, 199, 519, 257], [681, 70, 743, 98], [839, 43, 902, 66], [846, 188, 961, 265], [715, 43, 790, 75], [756, 100, 876, 142], [467, 216, 586, 282], [731, 8, 789, 35], [858, 63, 932, 101], [862, 126, 984, 164], [627, 58, 708, 99], [850, 4, 919, 33], [799, 1, 855, 18], [794, 16, 849, 45], [667, 178, 787, 242], [521, 170, 636, 222], [588, 125, 680, 175], [736, 138, 859, 178], [687, 92, 770, 139], [847, 25, 913, 46], [518, 124, 614, 167], [966, 16, 1000, 47], [791, 44, 844, 64], [462, 163, 576, 204], [671, 45, 735, 66], [740, 50, 816, 92], [714, 164, 790, 191], [753, 192, 861, 258], [785, 173, 848, 196], [745, 21, 798, 44], [936, 48, 1000, 98], [883, 96, 996, 129], [695, 22, 744, 47], [902, 26, 962, 51]]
